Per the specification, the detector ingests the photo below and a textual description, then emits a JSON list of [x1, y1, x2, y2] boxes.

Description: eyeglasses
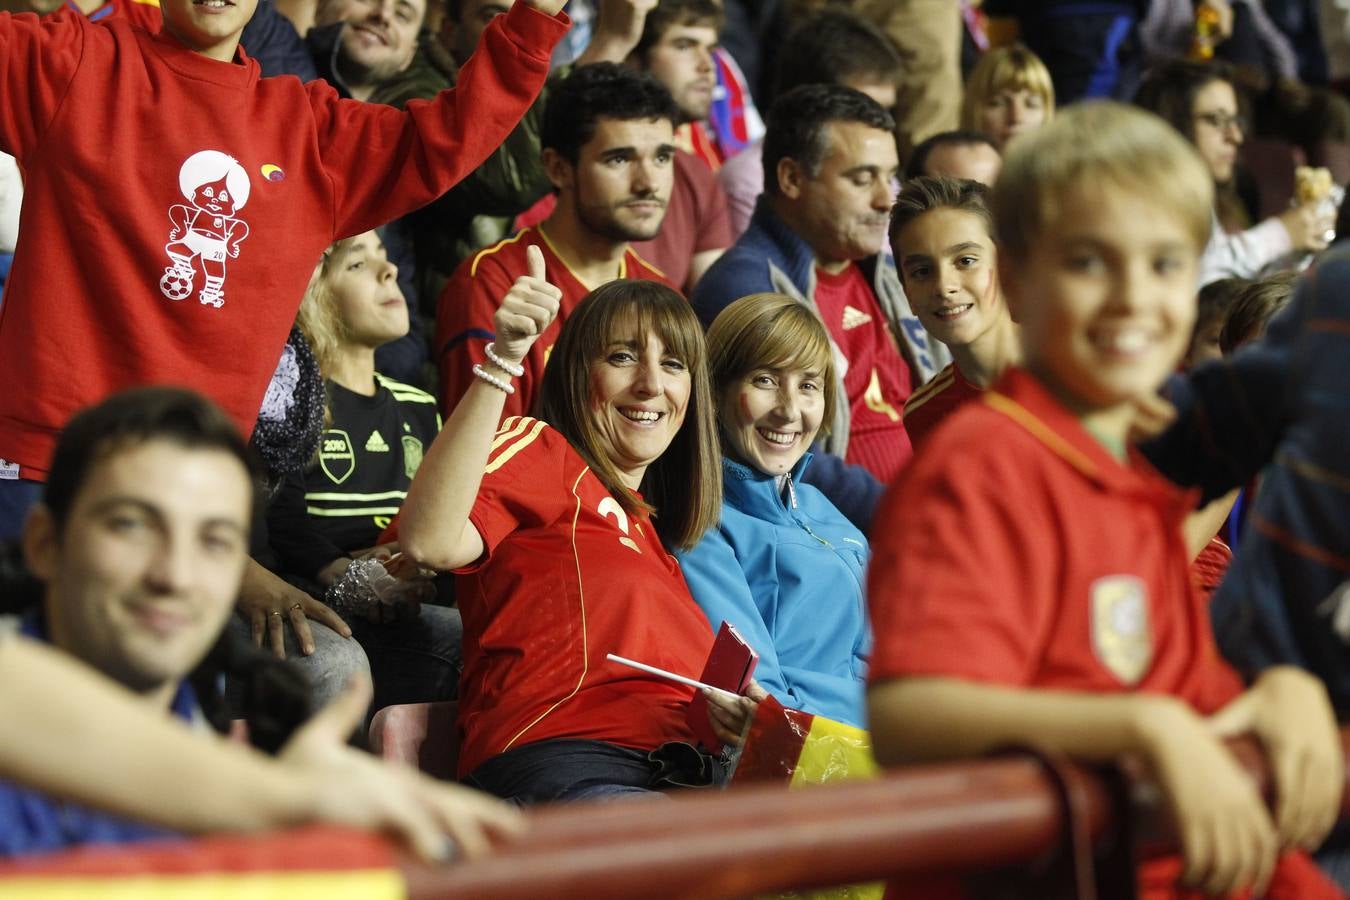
[[1194, 110, 1248, 134]]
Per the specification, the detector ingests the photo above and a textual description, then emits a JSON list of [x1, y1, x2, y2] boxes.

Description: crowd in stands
[[2, 0, 1350, 896]]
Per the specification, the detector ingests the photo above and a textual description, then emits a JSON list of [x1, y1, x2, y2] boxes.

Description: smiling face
[[329, 231, 409, 348], [978, 88, 1048, 151], [721, 363, 825, 477], [1001, 182, 1199, 435], [1191, 78, 1243, 183], [160, 0, 258, 62], [642, 23, 718, 124], [588, 328, 692, 489], [28, 440, 250, 701], [782, 120, 899, 269], [895, 207, 1003, 350], [556, 116, 677, 244], [319, 0, 426, 85], [191, 175, 238, 216]]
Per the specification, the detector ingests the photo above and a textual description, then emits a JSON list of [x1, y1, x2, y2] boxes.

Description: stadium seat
[[368, 701, 460, 780]]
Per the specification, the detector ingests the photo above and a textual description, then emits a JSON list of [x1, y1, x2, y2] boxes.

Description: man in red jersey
[[436, 62, 677, 418]]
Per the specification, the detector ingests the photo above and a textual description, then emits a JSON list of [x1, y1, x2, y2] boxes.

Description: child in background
[[890, 176, 1019, 449], [1220, 273, 1297, 353], [867, 102, 1342, 899], [263, 232, 462, 712], [272, 232, 441, 591], [1186, 276, 1249, 367], [959, 43, 1055, 153]]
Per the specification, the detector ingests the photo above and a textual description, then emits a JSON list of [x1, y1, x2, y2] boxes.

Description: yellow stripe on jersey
[[502, 467, 592, 753], [902, 369, 956, 420], [468, 230, 531, 279], [490, 416, 535, 452], [985, 391, 1099, 479], [306, 490, 407, 502], [129, 0, 161, 7], [1, 870, 403, 900], [375, 374, 437, 405], [485, 418, 547, 474], [306, 506, 404, 517]]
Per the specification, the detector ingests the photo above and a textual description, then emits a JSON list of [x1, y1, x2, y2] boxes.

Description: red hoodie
[[0, 3, 566, 477]]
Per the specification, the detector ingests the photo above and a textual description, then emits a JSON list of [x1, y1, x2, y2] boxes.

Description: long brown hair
[[539, 280, 722, 550]]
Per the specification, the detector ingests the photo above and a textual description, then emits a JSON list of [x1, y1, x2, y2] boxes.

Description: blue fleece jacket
[[676, 454, 871, 728]]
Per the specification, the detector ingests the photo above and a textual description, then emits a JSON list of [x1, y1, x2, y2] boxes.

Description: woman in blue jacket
[[678, 293, 870, 728]]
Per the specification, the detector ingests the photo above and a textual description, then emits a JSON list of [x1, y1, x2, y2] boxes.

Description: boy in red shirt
[[889, 175, 1018, 449], [0, 0, 567, 539], [866, 102, 1343, 899]]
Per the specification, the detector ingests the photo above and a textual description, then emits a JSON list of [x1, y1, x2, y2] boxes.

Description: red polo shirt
[[868, 368, 1338, 900], [901, 362, 983, 450]]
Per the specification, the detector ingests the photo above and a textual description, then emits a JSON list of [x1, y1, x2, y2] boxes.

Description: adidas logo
[[365, 430, 390, 452], [841, 306, 873, 330]]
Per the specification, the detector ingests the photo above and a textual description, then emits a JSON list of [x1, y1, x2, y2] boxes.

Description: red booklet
[[686, 621, 759, 753]]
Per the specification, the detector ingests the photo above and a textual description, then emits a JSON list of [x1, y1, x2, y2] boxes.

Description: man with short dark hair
[[718, 7, 903, 236], [436, 63, 677, 417], [617, 0, 733, 291], [5, 387, 258, 853], [693, 84, 951, 531], [903, 129, 1002, 184]]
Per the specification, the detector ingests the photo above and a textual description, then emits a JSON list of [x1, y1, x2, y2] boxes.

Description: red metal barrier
[[399, 729, 1350, 900], [2, 729, 1346, 899]]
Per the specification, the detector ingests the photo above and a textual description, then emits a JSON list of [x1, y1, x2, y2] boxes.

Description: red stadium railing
[[398, 728, 1350, 899], [2, 728, 1348, 899]]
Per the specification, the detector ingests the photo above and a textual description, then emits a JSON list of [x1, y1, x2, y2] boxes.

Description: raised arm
[[323, 1, 568, 238], [401, 245, 560, 571]]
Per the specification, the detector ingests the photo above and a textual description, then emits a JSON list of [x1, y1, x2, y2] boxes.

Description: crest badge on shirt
[[158, 150, 252, 309], [1090, 575, 1152, 685], [402, 435, 424, 479], [320, 429, 355, 485]]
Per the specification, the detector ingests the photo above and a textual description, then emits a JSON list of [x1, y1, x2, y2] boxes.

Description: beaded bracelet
[[484, 342, 525, 378], [473, 363, 515, 394]]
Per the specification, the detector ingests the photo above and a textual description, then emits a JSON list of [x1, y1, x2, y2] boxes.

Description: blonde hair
[[295, 237, 358, 377], [705, 293, 838, 440], [539, 280, 722, 551], [960, 44, 1056, 133], [992, 101, 1214, 259]]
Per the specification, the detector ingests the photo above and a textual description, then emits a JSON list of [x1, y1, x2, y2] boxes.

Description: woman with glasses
[[1135, 60, 1333, 285]]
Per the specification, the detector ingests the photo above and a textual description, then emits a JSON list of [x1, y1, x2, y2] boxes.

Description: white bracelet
[[473, 363, 515, 394], [484, 342, 525, 378]]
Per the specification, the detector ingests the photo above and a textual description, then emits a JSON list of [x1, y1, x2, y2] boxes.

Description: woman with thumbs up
[[402, 253, 735, 803]]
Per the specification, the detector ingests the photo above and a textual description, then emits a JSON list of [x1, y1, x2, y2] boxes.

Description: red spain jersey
[[454, 418, 715, 779], [902, 362, 983, 450], [435, 225, 670, 419], [869, 368, 1338, 900], [813, 262, 913, 482]]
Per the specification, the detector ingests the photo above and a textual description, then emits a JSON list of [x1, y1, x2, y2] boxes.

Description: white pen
[[605, 653, 743, 702]]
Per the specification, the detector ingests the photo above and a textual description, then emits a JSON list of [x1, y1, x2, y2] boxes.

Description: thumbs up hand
[[492, 245, 562, 366]]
